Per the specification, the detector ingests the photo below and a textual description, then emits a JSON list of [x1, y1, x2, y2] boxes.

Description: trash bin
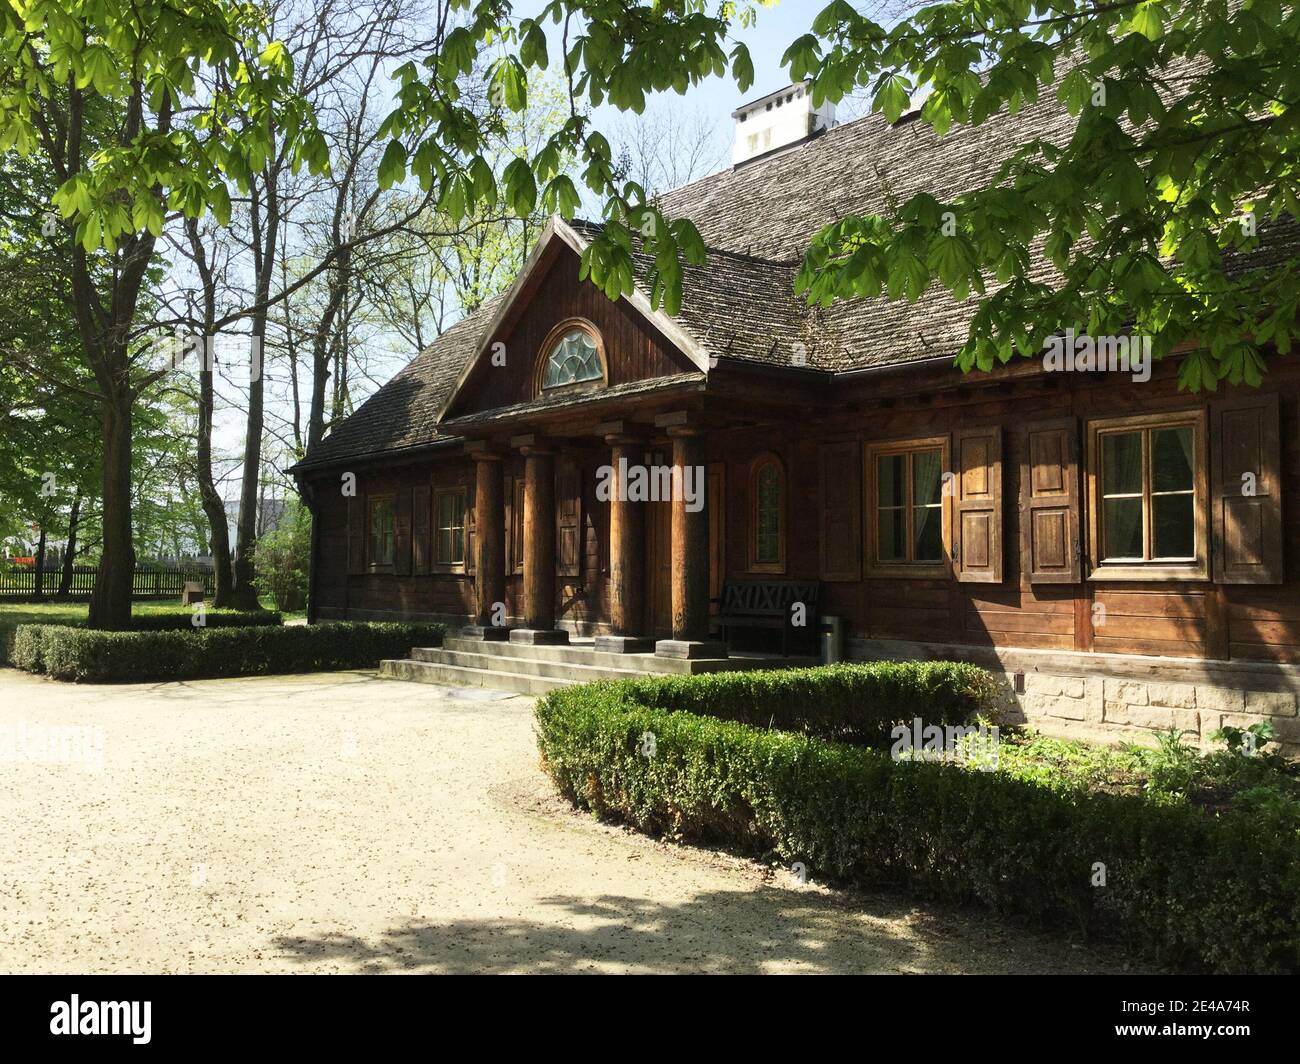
[[819, 615, 844, 664]]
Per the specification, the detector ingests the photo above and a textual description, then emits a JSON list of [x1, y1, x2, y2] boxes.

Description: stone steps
[[419, 646, 658, 682], [379, 634, 820, 695], [378, 657, 575, 696]]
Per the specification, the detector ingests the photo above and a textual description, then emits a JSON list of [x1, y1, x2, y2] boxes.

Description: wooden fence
[[0, 566, 214, 600]]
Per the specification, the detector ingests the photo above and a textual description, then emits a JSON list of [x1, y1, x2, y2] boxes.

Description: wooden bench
[[715, 579, 820, 656]]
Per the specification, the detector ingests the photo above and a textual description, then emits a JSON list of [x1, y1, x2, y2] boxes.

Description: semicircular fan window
[[541, 328, 602, 389]]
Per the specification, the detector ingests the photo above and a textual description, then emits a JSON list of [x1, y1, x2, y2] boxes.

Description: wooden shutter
[[818, 442, 861, 581], [954, 426, 1003, 583], [1020, 418, 1080, 583], [1211, 393, 1282, 584], [347, 496, 366, 575], [393, 489, 412, 576], [412, 485, 431, 575], [556, 460, 582, 578]]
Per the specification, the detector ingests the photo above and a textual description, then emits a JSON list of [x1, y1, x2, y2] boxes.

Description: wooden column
[[657, 426, 724, 658], [513, 436, 567, 643], [596, 431, 652, 652], [472, 450, 505, 631]]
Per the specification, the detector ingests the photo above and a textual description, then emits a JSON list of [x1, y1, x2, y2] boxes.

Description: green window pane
[[877, 454, 905, 508], [1153, 493, 1194, 558], [911, 449, 943, 506], [1152, 427, 1194, 493], [913, 505, 943, 561], [1103, 496, 1143, 559], [1101, 431, 1143, 495], [754, 462, 781, 563], [879, 508, 906, 562]]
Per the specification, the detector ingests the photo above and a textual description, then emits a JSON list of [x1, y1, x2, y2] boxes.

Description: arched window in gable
[[538, 320, 605, 393]]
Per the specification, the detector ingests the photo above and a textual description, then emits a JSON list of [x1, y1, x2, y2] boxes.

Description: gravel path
[[0, 669, 1136, 974]]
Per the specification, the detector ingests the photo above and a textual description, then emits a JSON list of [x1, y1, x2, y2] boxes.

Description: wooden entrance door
[[643, 460, 726, 639]]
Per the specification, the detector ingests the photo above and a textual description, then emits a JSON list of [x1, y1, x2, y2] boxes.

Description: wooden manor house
[[293, 80, 1300, 753]]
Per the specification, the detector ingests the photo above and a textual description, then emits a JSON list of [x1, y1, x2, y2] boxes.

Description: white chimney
[[731, 81, 836, 166]]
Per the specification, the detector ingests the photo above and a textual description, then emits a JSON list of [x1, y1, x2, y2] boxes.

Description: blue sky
[[524, 0, 830, 154]]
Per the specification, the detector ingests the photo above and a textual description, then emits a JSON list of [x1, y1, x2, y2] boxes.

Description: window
[[748, 453, 785, 572], [509, 476, 525, 573], [435, 489, 466, 567], [368, 495, 395, 567], [865, 436, 950, 577], [1087, 411, 1207, 579], [540, 321, 604, 391]]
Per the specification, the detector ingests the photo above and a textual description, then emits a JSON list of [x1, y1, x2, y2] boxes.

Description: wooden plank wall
[[707, 364, 1300, 664]]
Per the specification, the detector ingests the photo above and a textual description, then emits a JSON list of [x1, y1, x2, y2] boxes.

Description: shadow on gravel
[[271, 889, 1127, 974]]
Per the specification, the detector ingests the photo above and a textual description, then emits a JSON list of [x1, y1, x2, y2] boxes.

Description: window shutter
[[954, 426, 1003, 583], [1019, 418, 1080, 583], [393, 489, 412, 576], [818, 442, 860, 581], [556, 460, 582, 578], [412, 485, 431, 575], [347, 496, 366, 575], [1211, 393, 1283, 584]]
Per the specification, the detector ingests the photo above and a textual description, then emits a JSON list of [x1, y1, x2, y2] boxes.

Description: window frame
[[1085, 409, 1209, 581], [433, 487, 468, 572], [747, 452, 786, 574], [367, 493, 396, 570], [534, 318, 607, 397], [864, 435, 952, 579]]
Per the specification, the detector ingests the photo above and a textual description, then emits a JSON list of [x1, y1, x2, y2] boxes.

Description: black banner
[[0, 973, 1288, 1051]]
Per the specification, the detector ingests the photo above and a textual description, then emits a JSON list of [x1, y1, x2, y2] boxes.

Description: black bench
[[715, 579, 820, 656]]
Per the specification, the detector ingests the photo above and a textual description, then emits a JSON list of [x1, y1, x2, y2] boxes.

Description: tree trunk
[[186, 219, 234, 607], [56, 489, 81, 598], [33, 526, 47, 598], [198, 361, 234, 606], [230, 173, 278, 611], [89, 396, 135, 629]]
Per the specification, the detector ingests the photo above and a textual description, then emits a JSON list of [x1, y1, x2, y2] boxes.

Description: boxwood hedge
[[11, 621, 444, 682], [124, 609, 283, 632], [535, 678, 1300, 974], [613, 661, 999, 746]]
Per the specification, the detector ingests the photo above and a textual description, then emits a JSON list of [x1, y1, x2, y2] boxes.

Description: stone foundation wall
[[848, 636, 1300, 758], [1011, 673, 1300, 756]]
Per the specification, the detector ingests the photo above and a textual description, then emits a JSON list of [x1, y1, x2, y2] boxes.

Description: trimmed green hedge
[[11, 621, 444, 682], [535, 681, 1300, 974], [613, 661, 998, 745], [124, 609, 283, 632], [1, 610, 282, 665]]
